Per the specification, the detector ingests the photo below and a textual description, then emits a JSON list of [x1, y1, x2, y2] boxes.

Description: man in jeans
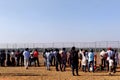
[[23, 48, 30, 69], [88, 49, 94, 72]]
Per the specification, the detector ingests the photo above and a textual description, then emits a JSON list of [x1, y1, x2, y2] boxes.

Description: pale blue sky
[[0, 0, 120, 43]]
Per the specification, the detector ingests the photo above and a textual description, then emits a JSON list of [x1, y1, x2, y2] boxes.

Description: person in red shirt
[[33, 49, 40, 67]]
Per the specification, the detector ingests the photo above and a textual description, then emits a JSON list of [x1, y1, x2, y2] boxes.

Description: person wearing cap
[[88, 49, 94, 72], [69, 47, 79, 76]]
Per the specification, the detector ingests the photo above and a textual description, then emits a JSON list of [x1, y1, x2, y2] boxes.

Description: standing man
[[33, 49, 40, 67], [55, 49, 62, 71], [20, 50, 24, 66], [100, 49, 106, 68], [70, 47, 79, 76], [0, 50, 6, 66], [45, 50, 51, 70], [81, 49, 87, 72], [106, 48, 112, 71], [88, 49, 94, 72], [10, 50, 16, 66], [15, 50, 21, 66], [23, 48, 30, 69], [113, 49, 118, 73], [61, 48, 67, 71]]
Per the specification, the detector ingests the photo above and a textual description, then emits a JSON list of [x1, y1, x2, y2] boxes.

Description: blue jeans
[[88, 61, 94, 72]]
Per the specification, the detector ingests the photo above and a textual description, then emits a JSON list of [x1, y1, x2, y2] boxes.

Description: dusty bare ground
[[0, 66, 120, 80]]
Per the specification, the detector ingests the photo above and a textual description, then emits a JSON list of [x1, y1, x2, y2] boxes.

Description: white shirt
[[23, 51, 30, 60], [81, 53, 86, 66], [45, 52, 51, 61], [109, 59, 113, 67], [100, 51, 106, 57], [11, 52, 15, 58]]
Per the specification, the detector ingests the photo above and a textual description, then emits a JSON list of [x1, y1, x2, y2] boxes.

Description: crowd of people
[[43, 47, 119, 76], [0, 47, 119, 76], [0, 48, 40, 68]]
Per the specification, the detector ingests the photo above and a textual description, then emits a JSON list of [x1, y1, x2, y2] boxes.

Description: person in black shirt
[[6, 50, 11, 66], [70, 47, 79, 76], [0, 50, 6, 66], [55, 49, 62, 71], [15, 49, 21, 66]]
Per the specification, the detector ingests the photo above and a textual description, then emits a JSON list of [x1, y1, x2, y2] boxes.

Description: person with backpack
[[61, 48, 67, 71], [33, 49, 40, 67]]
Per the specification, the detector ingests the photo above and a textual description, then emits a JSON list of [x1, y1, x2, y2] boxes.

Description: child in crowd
[[109, 57, 114, 75]]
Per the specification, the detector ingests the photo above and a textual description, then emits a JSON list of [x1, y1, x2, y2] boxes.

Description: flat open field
[[0, 53, 120, 80], [0, 67, 120, 80]]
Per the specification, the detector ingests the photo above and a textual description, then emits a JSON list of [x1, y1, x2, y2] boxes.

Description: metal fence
[[0, 41, 120, 49]]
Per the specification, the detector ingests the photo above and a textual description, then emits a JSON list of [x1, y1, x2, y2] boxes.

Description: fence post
[[95, 42, 97, 52]]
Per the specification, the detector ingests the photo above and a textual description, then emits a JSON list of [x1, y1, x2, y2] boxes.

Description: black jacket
[[70, 50, 78, 64]]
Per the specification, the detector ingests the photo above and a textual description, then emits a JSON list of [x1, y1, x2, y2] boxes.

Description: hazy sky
[[0, 0, 120, 43]]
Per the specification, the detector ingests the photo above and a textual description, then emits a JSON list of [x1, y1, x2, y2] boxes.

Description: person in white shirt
[[81, 49, 87, 72], [106, 48, 113, 71], [23, 48, 30, 69], [109, 57, 113, 75], [78, 49, 83, 69], [45, 50, 51, 70], [100, 49, 106, 68]]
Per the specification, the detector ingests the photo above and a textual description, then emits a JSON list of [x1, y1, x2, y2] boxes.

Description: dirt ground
[[0, 67, 120, 80], [0, 53, 120, 80]]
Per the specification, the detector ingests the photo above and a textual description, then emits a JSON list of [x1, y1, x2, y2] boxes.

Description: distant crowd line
[[0, 47, 119, 76]]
